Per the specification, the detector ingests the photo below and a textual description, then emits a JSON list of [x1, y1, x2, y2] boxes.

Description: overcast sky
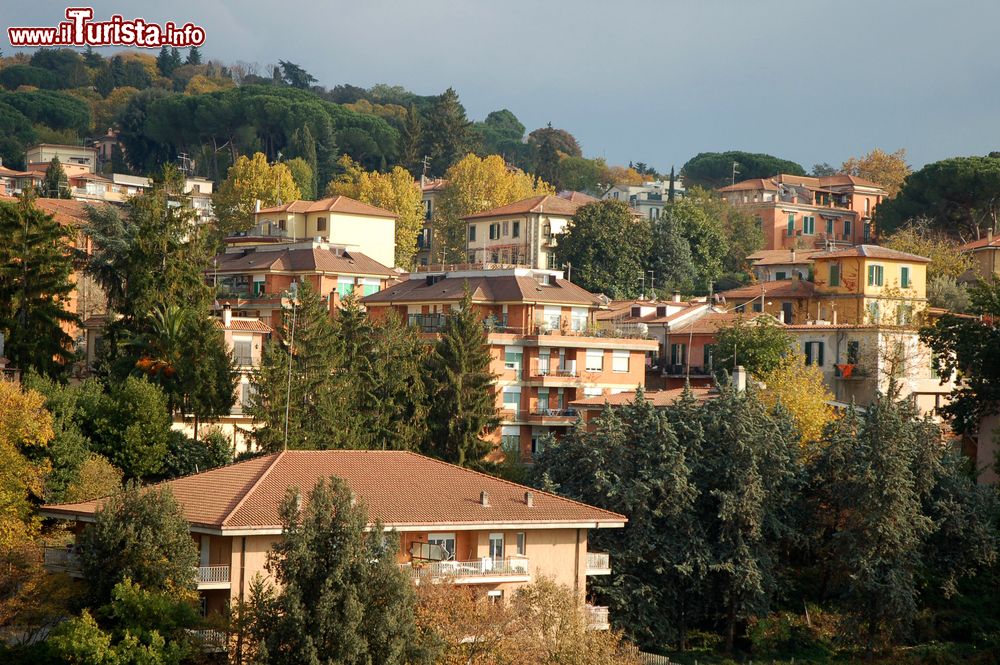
[[8, 1, 1000, 172]]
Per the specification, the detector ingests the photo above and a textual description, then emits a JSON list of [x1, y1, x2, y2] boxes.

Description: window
[[670, 343, 686, 367], [488, 223, 498, 240], [734, 303, 746, 313], [240, 383, 253, 409], [502, 388, 520, 412], [843, 220, 852, 237], [897, 303, 913, 326], [337, 278, 354, 298], [542, 223, 551, 238], [489, 533, 504, 560], [704, 344, 716, 372], [512, 221, 520, 238], [502, 221, 509, 236], [782, 301, 794, 324], [504, 347, 522, 372], [501, 426, 520, 455], [516, 532, 526, 556], [786, 213, 795, 236], [804, 341, 825, 366], [537, 388, 550, 412], [571, 307, 588, 331], [829, 263, 841, 287], [775, 271, 787, 280], [612, 349, 629, 373], [361, 279, 380, 297], [468, 225, 476, 242], [234, 340, 252, 366], [752, 302, 763, 312], [316, 217, 327, 232], [900, 266, 911, 288], [826, 218, 834, 235], [585, 349, 604, 371], [868, 301, 881, 322], [867, 264, 884, 287], [423, 199, 432, 220], [847, 340, 860, 365], [803, 216, 815, 235], [428, 533, 456, 560]]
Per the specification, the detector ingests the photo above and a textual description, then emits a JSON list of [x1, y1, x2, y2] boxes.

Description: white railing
[[43, 547, 80, 572], [404, 557, 529, 581], [187, 629, 227, 651], [585, 604, 610, 630], [586, 552, 610, 572], [197, 565, 230, 585]]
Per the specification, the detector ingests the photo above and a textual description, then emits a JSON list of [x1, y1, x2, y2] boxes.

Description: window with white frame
[[586, 349, 604, 371], [612, 349, 629, 373], [571, 307, 588, 331], [502, 387, 521, 412]]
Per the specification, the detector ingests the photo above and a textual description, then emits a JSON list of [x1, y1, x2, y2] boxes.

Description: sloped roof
[[958, 235, 1000, 251], [258, 195, 397, 219], [0, 196, 99, 227], [717, 178, 779, 193], [213, 247, 394, 278], [421, 178, 447, 193], [462, 195, 584, 220], [214, 318, 272, 333], [672, 311, 777, 335], [811, 244, 930, 263], [362, 273, 602, 306], [571, 387, 714, 409], [557, 190, 599, 204], [41, 450, 626, 532], [718, 173, 885, 193], [717, 279, 816, 300], [748, 249, 823, 266]]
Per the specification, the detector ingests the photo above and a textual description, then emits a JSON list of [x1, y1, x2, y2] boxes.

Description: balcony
[[187, 629, 227, 652], [586, 552, 611, 576], [526, 408, 578, 426], [527, 362, 579, 385], [44, 548, 230, 589], [403, 556, 530, 584], [408, 313, 446, 332], [585, 604, 610, 630]]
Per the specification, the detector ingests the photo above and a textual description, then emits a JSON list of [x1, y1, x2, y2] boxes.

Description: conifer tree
[[250, 280, 337, 452], [400, 104, 424, 176], [43, 156, 69, 198], [423, 88, 472, 176], [185, 46, 202, 65], [0, 195, 77, 376], [534, 123, 561, 189], [250, 477, 416, 665], [422, 290, 498, 466]]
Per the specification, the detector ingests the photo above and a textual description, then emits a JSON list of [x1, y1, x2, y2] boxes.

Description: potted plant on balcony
[[836, 363, 856, 378]]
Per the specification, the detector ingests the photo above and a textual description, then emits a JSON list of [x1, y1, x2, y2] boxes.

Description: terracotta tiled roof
[[671, 311, 776, 335], [362, 274, 602, 306], [421, 178, 447, 193], [958, 235, 1000, 251], [214, 318, 272, 333], [0, 166, 41, 178], [41, 451, 626, 531], [719, 174, 885, 194], [717, 178, 779, 193], [557, 190, 599, 203], [213, 247, 394, 278], [462, 195, 584, 220], [717, 279, 816, 300], [258, 195, 397, 219], [0, 196, 101, 227], [748, 249, 823, 266], [811, 244, 930, 263], [571, 387, 714, 409]]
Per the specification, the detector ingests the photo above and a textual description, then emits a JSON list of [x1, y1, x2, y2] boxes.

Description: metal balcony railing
[[404, 557, 529, 581], [197, 565, 231, 585], [586, 552, 611, 574], [585, 604, 610, 630]]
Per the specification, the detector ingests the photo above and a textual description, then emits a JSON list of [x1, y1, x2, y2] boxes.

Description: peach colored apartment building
[[718, 174, 886, 251], [362, 268, 658, 460], [41, 450, 623, 627]]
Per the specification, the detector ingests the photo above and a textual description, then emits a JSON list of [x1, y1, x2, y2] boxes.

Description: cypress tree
[[0, 194, 77, 376], [43, 156, 69, 198], [534, 123, 561, 188], [422, 289, 498, 466], [400, 104, 424, 176]]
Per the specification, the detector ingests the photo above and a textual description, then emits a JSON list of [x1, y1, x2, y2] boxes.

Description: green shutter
[[829, 263, 840, 287], [901, 266, 910, 288], [787, 214, 795, 235], [867, 265, 875, 286]]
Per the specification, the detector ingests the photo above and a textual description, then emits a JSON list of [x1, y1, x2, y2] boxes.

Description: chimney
[[832, 307, 838, 326], [293, 491, 303, 513], [777, 309, 785, 323], [672, 290, 681, 303], [222, 303, 232, 328], [990, 228, 995, 241], [254, 199, 262, 213], [790, 248, 796, 262], [480, 491, 490, 507], [524, 491, 534, 507], [732, 365, 747, 392]]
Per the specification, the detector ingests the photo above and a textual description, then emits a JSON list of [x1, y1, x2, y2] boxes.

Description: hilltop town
[[2, 44, 1000, 665]]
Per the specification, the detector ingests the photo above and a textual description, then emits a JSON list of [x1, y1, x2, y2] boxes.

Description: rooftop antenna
[[283, 282, 299, 452], [731, 161, 741, 186], [648, 270, 655, 298], [177, 152, 192, 176]]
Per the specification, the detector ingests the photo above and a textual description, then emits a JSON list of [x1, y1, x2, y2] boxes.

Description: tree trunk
[[725, 596, 737, 653]]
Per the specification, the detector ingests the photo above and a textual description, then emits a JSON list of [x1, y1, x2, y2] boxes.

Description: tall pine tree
[[43, 157, 69, 198], [423, 88, 472, 177]]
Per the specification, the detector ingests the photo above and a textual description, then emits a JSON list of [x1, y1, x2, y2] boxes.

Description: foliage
[[714, 316, 793, 378], [876, 155, 1000, 239], [842, 148, 911, 197], [528, 124, 582, 158], [558, 156, 607, 194], [423, 87, 473, 176], [85, 376, 172, 480], [0, 195, 78, 376], [423, 290, 499, 467], [920, 281, 1000, 434], [42, 156, 69, 198], [758, 353, 834, 446], [248, 476, 416, 665], [278, 60, 317, 89], [555, 199, 653, 298], [161, 428, 233, 479], [883, 225, 972, 281], [0, 544, 78, 647], [655, 197, 729, 293], [927, 275, 971, 313], [681, 151, 806, 189], [683, 187, 764, 275], [434, 153, 554, 262], [213, 151, 301, 234], [326, 155, 424, 268], [471, 108, 525, 158], [284, 156, 315, 200], [0, 381, 52, 549], [78, 483, 199, 606], [533, 123, 562, 188], [62, 454, 122, 503]]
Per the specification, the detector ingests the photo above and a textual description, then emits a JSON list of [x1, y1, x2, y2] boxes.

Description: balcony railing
[[44, 548, 230, 587], [530, 363, 578, 378], [403, 557, 530, 582], [197, 565, 231, 586], [585, 604, 610, 630], [530, 408, 576, 418], [586, 552, 611, 575], [408, 313, 446, 332], [187, 629, 227, 651]]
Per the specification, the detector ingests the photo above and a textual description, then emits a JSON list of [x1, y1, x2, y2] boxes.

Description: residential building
[[747, 248, 822, 282], [211, 240, 395, 332], [362, 267, 658, 460], [26, 143, 98, 176], [170, 306, 271, 454], [718, 174, 886, 250], [601, 179, 685, 221], [658, 310, 774, 387], [40, 450, 624, 622], [416, 177, 447, 266], [570, 386, 714, 429], [463, 195, 584, 270], [184, 176, 215, 225], [0, 163, 44, 196], [245, 195, 397, 268], [716, 278, 816, 325], [958, 230, 1000, 282]]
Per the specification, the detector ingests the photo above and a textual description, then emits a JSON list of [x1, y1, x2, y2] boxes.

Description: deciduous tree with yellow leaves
[[326, 156, 424, 269], [841, 148, 911, 197], [212, 152, 300, 234], [434, 154, 554, 263], [0, 381, 53, 549], [758, 352, 834, 446]]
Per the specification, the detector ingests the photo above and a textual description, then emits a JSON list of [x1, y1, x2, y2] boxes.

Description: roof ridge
[[220, 451, 286, 527], [395, 450, 627, 521]]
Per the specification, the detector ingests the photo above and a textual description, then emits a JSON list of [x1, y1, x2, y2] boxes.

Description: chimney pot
[[672, 290, 681, 303], [222, 303, 232, 328], [733, 365, 747, 392], [525, 491, 534, 507], [480, 491, 490, 507]]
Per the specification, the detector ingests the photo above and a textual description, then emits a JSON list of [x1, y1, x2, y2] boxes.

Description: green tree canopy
[[681, 151, 806, 189], [713, 316, 793, 378]]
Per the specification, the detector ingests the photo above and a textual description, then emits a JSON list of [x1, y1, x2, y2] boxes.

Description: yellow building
[[463, 195, 585, 270], [810, 245, 929, 325], [959, 231, 1000, 281]]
